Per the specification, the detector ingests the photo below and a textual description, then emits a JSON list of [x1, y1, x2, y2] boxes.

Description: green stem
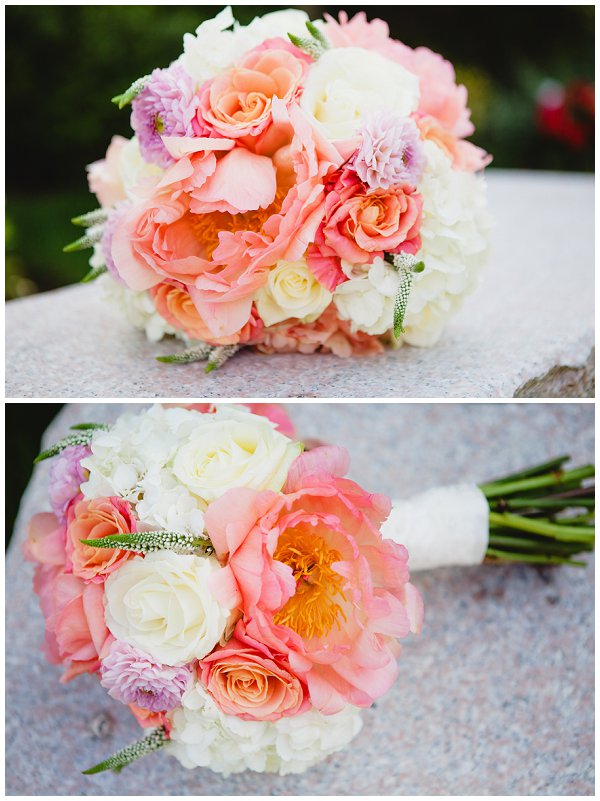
[[486, 548, 586, 567], [489, 511, 594, 542], [480, 465, 594, 499]]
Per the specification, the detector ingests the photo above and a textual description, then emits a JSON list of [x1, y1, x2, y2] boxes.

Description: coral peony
[[205, 456, 423, 714]]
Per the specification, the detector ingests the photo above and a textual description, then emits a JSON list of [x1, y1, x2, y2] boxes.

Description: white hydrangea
[[81, 405, 201, 531], [333, 257, 399, 335], [99, 273, 180, 344], [402, 140, 492, 346], [167, 683, 363, 776], [180, 7, 310, 84]]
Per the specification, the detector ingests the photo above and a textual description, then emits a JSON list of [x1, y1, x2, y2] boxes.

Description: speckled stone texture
[[6, 403, 594, 795], [5, 170, 594, 399]]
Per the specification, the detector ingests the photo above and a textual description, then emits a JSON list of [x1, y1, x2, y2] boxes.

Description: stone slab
[[5, 170, 594, 399], [6, 402, 595, 794]]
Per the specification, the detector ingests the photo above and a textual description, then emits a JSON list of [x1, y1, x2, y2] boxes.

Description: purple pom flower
[[48, 445, 89, 521], [131, 65, 199, 168], [100, 641, 191, 712], [354, 111, 425, 190]]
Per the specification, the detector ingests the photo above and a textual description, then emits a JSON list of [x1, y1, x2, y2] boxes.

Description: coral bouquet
[[69, 7, 492, 371], [26, 404, 423, 775]]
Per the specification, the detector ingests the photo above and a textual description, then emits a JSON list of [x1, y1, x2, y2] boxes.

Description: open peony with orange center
[[205, 445, 423, 715]]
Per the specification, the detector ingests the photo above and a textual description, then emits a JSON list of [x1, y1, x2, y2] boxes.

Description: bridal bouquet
[[67, 7, 492, 371], [25, 405, 593, 776]]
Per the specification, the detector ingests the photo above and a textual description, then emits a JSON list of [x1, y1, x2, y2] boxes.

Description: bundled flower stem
[[480, 456, 595, 566]]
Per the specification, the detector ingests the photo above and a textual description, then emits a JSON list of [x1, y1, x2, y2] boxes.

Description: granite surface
[[5, 170, 594, 399], [6, 402, 595, 795]]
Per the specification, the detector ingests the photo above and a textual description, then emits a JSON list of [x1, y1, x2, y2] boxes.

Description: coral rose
[[196, 41, 308, 138], [199, 622, 309, 721], [204, 450, 423, 714], [314, 170, 423, 266], [66, 496, 136, 583]]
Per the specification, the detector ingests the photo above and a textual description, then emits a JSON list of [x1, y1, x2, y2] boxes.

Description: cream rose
[[300, 47, 420, 140], [255, 259, 332, 326], [172, 406, 302, 502], [104, 552, 231, 666]]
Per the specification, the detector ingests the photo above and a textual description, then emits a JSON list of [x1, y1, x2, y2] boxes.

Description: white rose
[[167, 683, 363, 776], [255, 259, 332, 326], [300, 47, 419, 139], [333, 257, 399, 335], [104, 553, 231, 666], [172, 406, 302, 502], [180, 7, 311, 84]]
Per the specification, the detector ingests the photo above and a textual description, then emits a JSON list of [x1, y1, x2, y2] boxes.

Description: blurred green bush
[[5, 5, 594, 298]]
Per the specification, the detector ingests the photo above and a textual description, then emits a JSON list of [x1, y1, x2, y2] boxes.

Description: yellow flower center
[[189, 186, 288, 260], [273, 528, 347, 640]]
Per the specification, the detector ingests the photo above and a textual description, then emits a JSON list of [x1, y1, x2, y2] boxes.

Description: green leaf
[[82, 726, 168, 775], [111, 75, 149, 109]]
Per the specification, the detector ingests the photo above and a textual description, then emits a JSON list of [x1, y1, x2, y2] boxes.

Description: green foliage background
[[5, 5, 594, 299]]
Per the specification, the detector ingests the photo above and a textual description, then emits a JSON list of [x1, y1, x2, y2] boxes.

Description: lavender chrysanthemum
[[48, 445, 89, 521], [100, 641, 191, 712], [354, 111, 425, 190], [131, 65, 199, 168]]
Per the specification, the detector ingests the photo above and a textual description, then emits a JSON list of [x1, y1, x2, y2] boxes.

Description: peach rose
[[199, 622, 308, 721], [66, 496, 136, 583], [196, 41, 308, 138], [414, 113, 492, 172], [316, 170, 423, 265], [151, 281, 264, 345]]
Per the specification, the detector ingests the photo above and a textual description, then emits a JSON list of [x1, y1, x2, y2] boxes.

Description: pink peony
[[32, 567, 113, 682], [195, 40, 309, 139], [204, 452, 423, 714], [66, 496, 136, 583], [199, 621, 309, 721], [414, 113, 492, 172], [256, 303, 384, 358], [24, 512, 67, 567]]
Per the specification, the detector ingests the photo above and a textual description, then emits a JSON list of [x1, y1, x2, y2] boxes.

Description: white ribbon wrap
[[381, 484, 490, 571]]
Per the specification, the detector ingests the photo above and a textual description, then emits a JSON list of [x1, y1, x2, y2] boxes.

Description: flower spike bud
[[82, 726, 169, 775], [79, 530, 215, 556], [288, 22, 329, 59], [156, 344, 213, 364], [81, 265, 108, 283], [205, 345, 240, 373], [111, 75, 150, 109], [71, 209, 109, 227], [63, 225, 103, 253], [388, 254, 426, 338], [34, 424, 109, 463]]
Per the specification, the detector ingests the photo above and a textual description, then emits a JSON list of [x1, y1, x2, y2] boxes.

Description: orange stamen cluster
[[189, 187, 288, 259], [273, 528, 347, 640]]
